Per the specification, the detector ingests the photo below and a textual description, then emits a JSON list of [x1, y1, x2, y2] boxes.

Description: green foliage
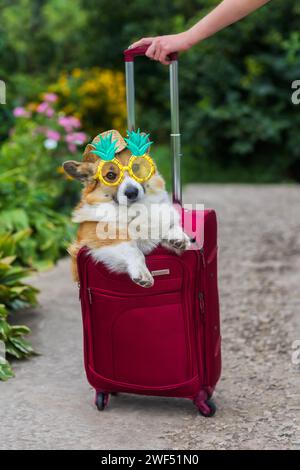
[[0, 207, 75, 270], [124, 129, 153, 156], [0, 108, 79, 268], [48, 67, 127, 137], [0, 95, 81, 379], [174, 0, 300, 182], [0, 233, 38, 381], [42, 0, 87, 48], [82, 0, 300, 182], [1, 0, 299, 180], [0, 0, 88, 75]]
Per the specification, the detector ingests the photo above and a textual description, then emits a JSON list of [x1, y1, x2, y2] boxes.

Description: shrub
[[0, 94, 85, 268], [0, 93, 84, 379], [0, 232, 38, 381], [49, 67, 127, 136]]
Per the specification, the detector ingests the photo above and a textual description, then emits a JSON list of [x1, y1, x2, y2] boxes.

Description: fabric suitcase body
[[77, 208, 221, 415]]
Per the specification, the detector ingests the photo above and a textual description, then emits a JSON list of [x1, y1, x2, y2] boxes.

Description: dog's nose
[[124, 186, 139, 201]]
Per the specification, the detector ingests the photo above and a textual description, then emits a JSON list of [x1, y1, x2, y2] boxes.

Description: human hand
[[128, 32, 193, 65]]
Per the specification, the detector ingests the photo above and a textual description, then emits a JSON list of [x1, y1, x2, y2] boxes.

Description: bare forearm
[[129, 0, 272, 65], [188, 0, 271, 45]]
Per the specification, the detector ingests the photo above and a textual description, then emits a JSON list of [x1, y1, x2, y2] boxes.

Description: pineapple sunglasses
[[94, 154, 156, 187], [91, 130, 156, 187]]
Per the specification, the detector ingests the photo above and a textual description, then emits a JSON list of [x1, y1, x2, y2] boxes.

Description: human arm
[[129, 0, 271, 64]]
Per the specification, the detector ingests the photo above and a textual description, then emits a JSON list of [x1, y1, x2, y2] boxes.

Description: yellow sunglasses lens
[[100, 161, 121, 185], [130, 156, 154, 182]]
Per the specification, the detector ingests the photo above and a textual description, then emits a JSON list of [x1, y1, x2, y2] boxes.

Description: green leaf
[[0, 285, 12, 303], [9, 336, 35, 357], [10, 325, 31, 336], [0, 304, 8, 319], [1, 266, 33, 285], [12, 228, 32, 244], [0, 360, 14, 381], [5, 340, 24, 359], [0, 235, 15, 257], [0, 318, 11, 341]]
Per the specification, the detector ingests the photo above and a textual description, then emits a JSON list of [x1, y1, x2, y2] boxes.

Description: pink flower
[[65, 132, 87, 145], [45, 107, 54, 118], [37, 101, 55, 117], [46, 129, 61, 141], [69, 117, 81, 129], [13, 107, 30, 118], [43, 93, 58, 103], [68, 143, 77, 153], [36, 102, 49, 114], [58, 115, 81, 132]]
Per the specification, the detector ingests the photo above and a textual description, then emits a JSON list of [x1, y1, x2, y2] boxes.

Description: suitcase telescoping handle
[[123, 46, 182, 205]]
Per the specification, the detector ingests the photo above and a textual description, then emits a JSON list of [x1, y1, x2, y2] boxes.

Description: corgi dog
[[63, 129, 190, 288]]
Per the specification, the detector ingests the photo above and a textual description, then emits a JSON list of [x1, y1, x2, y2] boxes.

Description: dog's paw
[[165, 232, 191, 252], [132, 269, 154, 288]]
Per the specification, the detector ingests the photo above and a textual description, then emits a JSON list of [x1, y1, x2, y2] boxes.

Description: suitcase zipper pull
[[198, 292, 205, 318], [200, 248, 206, 268], [87, 287, 92, 304]]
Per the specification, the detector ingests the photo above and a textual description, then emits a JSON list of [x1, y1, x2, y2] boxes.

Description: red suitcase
[[77, 46, 221, 416]]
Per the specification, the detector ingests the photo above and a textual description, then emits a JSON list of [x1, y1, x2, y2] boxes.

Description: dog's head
[[63, 130, 166, 206]]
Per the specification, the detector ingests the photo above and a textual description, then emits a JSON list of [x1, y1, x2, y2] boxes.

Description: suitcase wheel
[[197, 398, 216, 418], [95, 392, 109, 411]]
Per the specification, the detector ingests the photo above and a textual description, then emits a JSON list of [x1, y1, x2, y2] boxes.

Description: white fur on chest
[[74, 194, 188, 287], [72, 192, 180, 240]]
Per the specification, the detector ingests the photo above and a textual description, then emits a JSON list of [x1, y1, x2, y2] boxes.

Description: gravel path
[[1, 185, 299, 450]]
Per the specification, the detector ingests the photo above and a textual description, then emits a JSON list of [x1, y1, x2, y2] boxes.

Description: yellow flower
[[72, 68, 83, 78], [27, 102, 39, 111], [48, 67, 126, 135]]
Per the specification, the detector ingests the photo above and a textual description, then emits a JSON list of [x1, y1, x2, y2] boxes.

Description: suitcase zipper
[[196, 248, 208, 386], [199, 248, 206, 269], [87, 287, 92, 304], [198, 249, 206, 319], [198, 291, 205, 318]]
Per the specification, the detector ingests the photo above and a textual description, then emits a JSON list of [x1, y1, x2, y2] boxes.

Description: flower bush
[[0, 92, 88, 379], [49, 67, 127, 136], [1, 92, 87, 269]]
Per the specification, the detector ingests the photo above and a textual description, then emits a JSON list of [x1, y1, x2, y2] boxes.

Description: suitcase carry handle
[[123, 47, 182, 205], [124, 45, 178, 62]]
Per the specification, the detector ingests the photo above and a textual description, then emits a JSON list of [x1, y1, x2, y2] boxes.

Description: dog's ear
[[63, 160, 96, 183]]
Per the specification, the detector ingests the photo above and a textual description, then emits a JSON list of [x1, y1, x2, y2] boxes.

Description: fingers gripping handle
[[123, 45, 178, 62], [123, 48, 182, 205]]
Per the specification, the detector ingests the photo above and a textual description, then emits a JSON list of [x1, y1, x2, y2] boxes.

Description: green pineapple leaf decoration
[[90, 133, 118, 161], [124, 129, 153, 156]]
